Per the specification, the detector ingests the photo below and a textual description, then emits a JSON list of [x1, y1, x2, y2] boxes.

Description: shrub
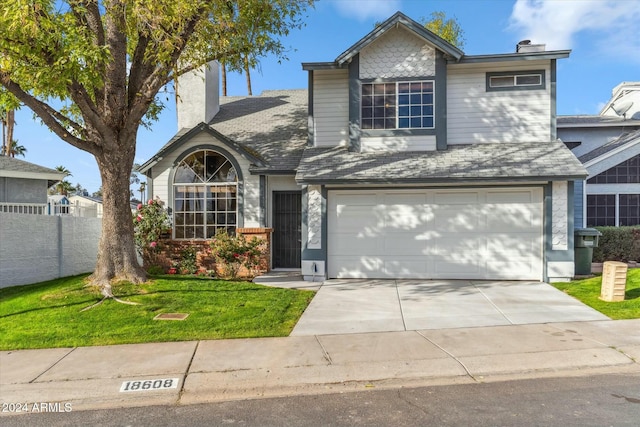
[[179, 246, 198, 275], [147, 265, 165, 275], [210, 229, 264, 279], [133, 199, 170, 268], [592, 226, 640, 263]]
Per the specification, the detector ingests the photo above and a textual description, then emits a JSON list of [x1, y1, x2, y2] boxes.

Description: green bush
[[179, 246, 198, 275], [592, 226, 640, 263], [210, 229, 264, 279]]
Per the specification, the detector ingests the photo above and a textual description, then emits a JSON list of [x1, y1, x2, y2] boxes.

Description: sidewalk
[[2, 319, 640, 414]]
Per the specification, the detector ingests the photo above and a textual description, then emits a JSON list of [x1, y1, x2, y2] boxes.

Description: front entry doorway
[[272, 191, 302, 268]]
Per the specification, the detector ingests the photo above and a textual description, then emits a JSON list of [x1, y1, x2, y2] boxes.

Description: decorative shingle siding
[[307, 185, 322, 249], [552, 181, 568, 250], [359, 26, 435, 79], [313, 70, 349, 147], [447, 61, 551, 144]]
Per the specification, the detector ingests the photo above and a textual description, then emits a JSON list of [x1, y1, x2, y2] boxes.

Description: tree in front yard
[[0, 0, 312, 298]]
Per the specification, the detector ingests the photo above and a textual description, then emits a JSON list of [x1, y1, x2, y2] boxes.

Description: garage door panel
[[384, 259, 430, 277], [486, 205, 540, 231], [329, 233, 380, 255], [486, 236, 539, 257], [486, 259, 538, 279], [486, 190, 537, 203], [329, 256, 384, 278], [328, 188, 542, 280], [331, 206, 380, 231], [433, 206, 480, 231], [384, 233, 430, 255], [433, 191, 478, 204]]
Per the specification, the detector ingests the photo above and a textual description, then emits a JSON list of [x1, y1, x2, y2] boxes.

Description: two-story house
[[139, 12, 585, 282], [558, 82, 640, 228]]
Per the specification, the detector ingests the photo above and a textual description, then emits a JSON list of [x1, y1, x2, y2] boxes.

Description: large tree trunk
[[90, 141, 146, 297]]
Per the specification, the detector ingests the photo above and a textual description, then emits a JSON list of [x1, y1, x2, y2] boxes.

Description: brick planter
[[151, 228, 273, 278]]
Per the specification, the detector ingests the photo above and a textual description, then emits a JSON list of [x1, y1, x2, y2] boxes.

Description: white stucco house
[[139, 12, 585, 282], [558, 82, 640, 228]]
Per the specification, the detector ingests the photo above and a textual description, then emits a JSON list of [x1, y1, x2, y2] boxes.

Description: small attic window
[[486, 70, 545, 92]]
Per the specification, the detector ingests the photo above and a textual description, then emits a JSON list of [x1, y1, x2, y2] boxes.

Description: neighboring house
[[0, 156, 65, 214], [558, 81, 640, 228], [47, 194, 71, 215], [68, 193, 105, 218], [140, 12, 584, 282]]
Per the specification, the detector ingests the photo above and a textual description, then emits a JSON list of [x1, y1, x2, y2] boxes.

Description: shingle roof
[[0, 156, 65, 188], [0, 156, 61, 175], [139, 89, 307, 174], [296, 140, 587, 184], [579, 129, 640, 163], [211, 89, 308, 173]]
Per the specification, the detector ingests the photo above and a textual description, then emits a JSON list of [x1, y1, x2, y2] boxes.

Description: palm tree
[[7, 139, 26, 158], [54, 166, 72, 195]]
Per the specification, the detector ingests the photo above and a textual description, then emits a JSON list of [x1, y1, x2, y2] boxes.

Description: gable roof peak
[[335, 11, 464, 65]]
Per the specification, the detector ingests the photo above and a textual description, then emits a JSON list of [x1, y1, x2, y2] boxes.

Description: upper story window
[[173, 150, 238, 239], [587, 155, 640, 184], [486, 70, 545, 92], [361, 81, 434, 130]]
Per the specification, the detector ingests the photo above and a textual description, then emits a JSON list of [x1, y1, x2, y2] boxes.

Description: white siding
[[150, 132, 261, 228], [313, 70, 349, 147], [361, 135, 436, 152], [447, 61, 551, 144]]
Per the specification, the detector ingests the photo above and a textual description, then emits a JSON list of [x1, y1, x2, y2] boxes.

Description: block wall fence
[[0, 213, 102, 288]]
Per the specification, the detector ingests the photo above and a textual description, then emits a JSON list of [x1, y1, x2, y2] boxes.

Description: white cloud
[[329, 0, 402, 22], [509, 0, 640, 57]]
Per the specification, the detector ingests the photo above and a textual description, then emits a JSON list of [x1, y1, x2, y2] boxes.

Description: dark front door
[[272, 191, 302, 268]]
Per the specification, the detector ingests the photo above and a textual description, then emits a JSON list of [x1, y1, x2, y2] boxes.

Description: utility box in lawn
[[600, 261, 628, 302]]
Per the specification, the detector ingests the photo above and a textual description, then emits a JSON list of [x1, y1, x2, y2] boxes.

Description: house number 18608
[[120, 378, 179, 392]]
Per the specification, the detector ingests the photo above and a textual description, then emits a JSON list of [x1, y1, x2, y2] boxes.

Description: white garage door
[[328, 188, 543, 280]]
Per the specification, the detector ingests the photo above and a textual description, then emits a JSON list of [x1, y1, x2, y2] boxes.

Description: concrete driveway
[[290, 279, 609, 336]]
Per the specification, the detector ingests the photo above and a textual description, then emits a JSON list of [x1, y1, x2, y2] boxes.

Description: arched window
[[173, 150, 238, 239]]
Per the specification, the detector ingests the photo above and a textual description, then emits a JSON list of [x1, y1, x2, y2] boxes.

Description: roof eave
[[296, 175, 587, 186], [454, 50, 571, 64], [301, 62, 344, 71], [137, 123, 266, 173], [334, 11, 464, 66]]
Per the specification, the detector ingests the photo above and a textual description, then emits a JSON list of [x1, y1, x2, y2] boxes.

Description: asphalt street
[[3, 373, 639, 427]]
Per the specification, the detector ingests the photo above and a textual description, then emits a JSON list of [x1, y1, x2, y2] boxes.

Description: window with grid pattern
[[361, 81, 434, 130], [587, 155, 640, 184], [619, 194, 640, 226], [173, 150, 237, 239], [586, 194, 616, 227]]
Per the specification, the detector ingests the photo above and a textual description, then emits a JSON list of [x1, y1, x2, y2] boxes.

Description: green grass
[[0, 274, 314, 350], [552, 268, 640, 319]]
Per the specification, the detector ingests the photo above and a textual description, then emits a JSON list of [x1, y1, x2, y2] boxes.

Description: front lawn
[[552, 268, 640, 319], [0, 274, 314, 350]]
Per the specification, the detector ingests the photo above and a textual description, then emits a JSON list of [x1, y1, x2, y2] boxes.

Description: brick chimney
[[176, 61, 220, 130]]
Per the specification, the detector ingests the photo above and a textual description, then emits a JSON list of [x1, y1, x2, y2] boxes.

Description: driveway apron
[[290, 280, 609, 336]]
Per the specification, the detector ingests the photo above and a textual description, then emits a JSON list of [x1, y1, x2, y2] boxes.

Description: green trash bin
[[574, 228, 601, 275]]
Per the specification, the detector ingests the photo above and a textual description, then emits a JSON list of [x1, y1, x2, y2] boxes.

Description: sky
[[11, 0, 640, 194]]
